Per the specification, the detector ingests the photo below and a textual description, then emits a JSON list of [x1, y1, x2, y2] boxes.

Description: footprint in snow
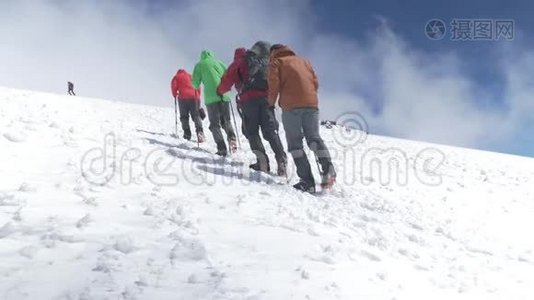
[[414, 264, 430, 271], [113, 236, 136, 254], [40, 232, 79, 248], [0, 222, 17, 238], [3, 131, 27, 143], [407, 222, 424, 231], [121, 285, 142, 300], [518, 255, 531, 263], [360, 250, 382, 262], [12, 209, 22, 222], [88, 186, 102, 193], [76, 214, 92, 228], [76, 193, 98, 206], [19, 246, 38, 259], [143, 207, 155, 216], [169, 236, 207, 262], [18, 182, 37, 193], [376, 272, 387, 280], [359, 214, 378, 223], [406, 234, 425, 245], [187, 274, 198, 284], [398, 248, 409, 257], [307, 227, 319, 236], [321, 255, 336, 265], [0, 193, 19, 206]]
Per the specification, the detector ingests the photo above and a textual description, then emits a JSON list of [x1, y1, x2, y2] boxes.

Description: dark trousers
[[236, 105, 247, 138], [206, 101, 236, 152], [282, 108, 335, 185], [178, 99, 203, 139], [242, 97, 286, 168], [68, 89, 75, 96]]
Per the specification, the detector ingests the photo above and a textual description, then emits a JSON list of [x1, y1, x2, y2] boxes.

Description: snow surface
[[0, 86, 533, 299]]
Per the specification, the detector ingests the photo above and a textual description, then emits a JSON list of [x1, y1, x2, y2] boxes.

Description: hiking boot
[[216, 141, 227, 157], [293, 181, 316, 194], [183, 129, 192, 141], [249, 162, 270, 173], [276, 158, 287, 177], [229, 139, 238, 154], [320, 174, 336, 190], [197, 132, 205, 143], [215, 150, 227, 157], [320, 167, 336, 190]]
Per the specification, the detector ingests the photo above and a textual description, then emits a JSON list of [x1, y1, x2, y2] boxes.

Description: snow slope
[[1, 87, 533, 300]]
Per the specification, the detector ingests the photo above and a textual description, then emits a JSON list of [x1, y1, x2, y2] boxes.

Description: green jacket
[[192, 50, 231, 105]]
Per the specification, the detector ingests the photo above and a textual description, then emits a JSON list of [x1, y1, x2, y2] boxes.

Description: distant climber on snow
[[67, 81, 76, 96]]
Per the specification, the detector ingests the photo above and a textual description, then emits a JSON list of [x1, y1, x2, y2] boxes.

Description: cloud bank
[[1, 0, 533, 156]]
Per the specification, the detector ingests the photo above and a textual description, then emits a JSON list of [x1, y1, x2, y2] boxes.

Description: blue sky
[[1, 0, 533, 157], [308, 0, 533, 156], [312, 0, 527, 87]]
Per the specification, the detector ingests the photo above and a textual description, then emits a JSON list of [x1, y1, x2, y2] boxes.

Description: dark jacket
[[217, 47, 268, 102]]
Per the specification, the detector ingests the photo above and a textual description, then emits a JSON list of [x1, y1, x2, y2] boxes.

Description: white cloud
[[0, 0, 532, 155], [313, 28, 532, 154], [0, 0, 309, 104]]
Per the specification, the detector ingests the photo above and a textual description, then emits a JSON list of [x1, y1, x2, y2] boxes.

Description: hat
[[250, 41, 271, 56], [270, 44, 285, 53]]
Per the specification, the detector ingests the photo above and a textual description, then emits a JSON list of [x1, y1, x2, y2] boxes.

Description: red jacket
[[217, 48, 267, 102], [171, 69, 201, 100]]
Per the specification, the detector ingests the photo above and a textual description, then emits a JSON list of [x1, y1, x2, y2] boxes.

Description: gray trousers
[[207, 101, 236, 152], [282, 108, 335, 184], [178, 99, 203, 139]]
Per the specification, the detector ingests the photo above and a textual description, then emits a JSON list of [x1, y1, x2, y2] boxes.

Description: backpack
[[240, 50, 269, 92]]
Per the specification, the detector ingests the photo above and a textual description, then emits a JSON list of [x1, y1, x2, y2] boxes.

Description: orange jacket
[[267, 46, 318, 111]]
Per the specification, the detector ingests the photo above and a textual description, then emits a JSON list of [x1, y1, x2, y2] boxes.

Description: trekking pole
[[195, 100, 200, 148], [314, 153, 323, 175], [312, 141, 324, 177], [174, 97, 178, 138], [197, 107, 200, 149], [228, 97, 242, 148]]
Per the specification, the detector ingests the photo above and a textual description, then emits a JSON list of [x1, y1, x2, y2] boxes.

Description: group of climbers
[[170, 41, 336, 192]]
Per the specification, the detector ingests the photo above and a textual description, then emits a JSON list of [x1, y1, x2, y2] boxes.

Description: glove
[[199, 107, 207, 120]]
